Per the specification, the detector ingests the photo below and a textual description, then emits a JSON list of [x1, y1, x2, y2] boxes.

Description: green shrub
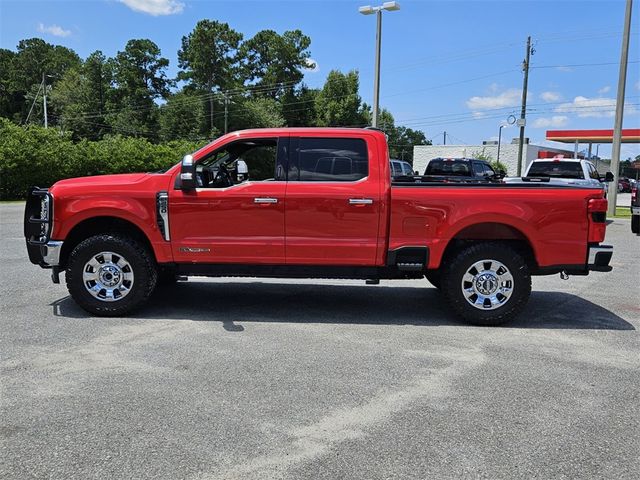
[[0, 118, 202, 199]]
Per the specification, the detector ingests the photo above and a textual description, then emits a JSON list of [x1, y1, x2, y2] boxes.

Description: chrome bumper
[[42, 240, 63, 266], [587, 244, 613, 272]]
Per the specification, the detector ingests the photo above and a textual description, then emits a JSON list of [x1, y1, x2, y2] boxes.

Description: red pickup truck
[[25, 128, 613, 325]]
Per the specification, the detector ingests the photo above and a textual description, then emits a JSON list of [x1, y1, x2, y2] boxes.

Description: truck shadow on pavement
[[50, 281, 635, 331]]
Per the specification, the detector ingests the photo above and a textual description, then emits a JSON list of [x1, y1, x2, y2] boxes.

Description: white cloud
[[540, 91, 561, 102], [555, 96, 638, 118], [635, 80, 640, 91], [37, 22, 71, 37], [304, 58, 319, 73], [598, 85, 611, 94], [555, 66, 573, 73], [466, 88, 521, 111], [118, 0, 184, 16], [532, 115, 569, 128]]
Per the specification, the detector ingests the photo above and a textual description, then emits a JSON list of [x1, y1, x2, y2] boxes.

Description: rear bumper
[[632, 206, 640, 215], [587, 244, 613, 272]]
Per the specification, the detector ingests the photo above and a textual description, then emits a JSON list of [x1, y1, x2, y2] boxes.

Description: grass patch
[[612, 207, 632, 218]]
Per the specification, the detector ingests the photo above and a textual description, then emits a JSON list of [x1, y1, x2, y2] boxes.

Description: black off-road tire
[[441, 242, 531, 326], [632, 215, 639, 234], [66, 234, 157, 316], [425, 270, 442, 289]]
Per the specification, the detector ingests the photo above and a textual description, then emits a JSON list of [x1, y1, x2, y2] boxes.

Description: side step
[[387, 247, 429, 273]]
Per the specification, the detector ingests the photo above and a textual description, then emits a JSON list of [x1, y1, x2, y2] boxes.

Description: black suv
[[423, 158, 504, 182]]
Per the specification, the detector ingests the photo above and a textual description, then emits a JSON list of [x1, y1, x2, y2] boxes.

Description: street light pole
[[608, 0, 633, 216], [359, 2, 400, 128], [497, 124, 504, 164]]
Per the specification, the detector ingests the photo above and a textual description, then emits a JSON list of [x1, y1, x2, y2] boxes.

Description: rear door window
[[290, 138, 369, 182]]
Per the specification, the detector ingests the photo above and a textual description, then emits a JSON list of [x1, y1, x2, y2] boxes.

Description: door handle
[[348, 198, 373, 205], [254, 197, 278, 204]]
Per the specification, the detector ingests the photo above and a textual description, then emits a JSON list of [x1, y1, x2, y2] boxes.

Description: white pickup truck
[[505, 158, 613, 193]]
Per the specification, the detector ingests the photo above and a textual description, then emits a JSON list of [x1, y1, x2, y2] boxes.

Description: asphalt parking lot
[[1, 202, 639, 479]]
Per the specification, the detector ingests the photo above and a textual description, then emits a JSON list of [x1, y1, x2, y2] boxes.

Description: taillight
[[588, 198, 607, 243], [632, 186, 637, 203]]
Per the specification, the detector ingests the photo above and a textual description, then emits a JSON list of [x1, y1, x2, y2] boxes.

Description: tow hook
[[560, 271, 569, 280]]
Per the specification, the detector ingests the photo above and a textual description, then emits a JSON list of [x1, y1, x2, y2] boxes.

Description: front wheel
[[66, 234, 158, 316], [441, 242, 531, 326]]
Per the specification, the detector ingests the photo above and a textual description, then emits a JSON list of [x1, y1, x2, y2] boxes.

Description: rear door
[[285, 135, 382, 265]]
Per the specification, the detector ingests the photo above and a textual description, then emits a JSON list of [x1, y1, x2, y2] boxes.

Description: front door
[[170, 136, 287, 264], [284, 135, 382, 266]]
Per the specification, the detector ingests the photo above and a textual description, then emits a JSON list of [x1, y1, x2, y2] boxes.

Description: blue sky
[[1, 0, 639, 158]]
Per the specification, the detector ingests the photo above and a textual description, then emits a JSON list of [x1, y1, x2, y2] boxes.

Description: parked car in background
[[421, 157, 504, 183], [631, 183, 639, 234], [618, 177, 632, 193], [390, 159, 415, 177], [504, 157, 612, 194]]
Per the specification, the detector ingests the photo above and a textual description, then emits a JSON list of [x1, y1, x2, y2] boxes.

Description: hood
[[52, 173, 150, 189]]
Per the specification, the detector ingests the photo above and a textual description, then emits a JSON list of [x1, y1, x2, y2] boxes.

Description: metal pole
[[588, 143, 592, 160], [372, 9, 382, 128], [574, 140, 578, 159], [443, 131, 446, 145], [224, 93, 229, 134], [516, 36, 532, 176], [608, 0, 633, 215], [497, 125, 504, 164], [43, 72, 48, 128]]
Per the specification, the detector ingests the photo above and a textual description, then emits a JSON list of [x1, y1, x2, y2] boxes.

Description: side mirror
[[180, 154, 196, 190], [236, 160, 248, 175], [601, 172, 614, 183], [414, 170, 419, 175]]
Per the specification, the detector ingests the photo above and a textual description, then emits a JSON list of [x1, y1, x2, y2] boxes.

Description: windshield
[[528, 161, 584, 179]]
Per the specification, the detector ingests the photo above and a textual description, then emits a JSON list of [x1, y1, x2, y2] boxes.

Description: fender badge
[[179, 247, 211, 253]]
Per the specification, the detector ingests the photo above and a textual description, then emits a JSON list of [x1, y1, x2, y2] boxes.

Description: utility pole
[[608, 0, 633, 215], [443, 131, 447, 145], [42, 72, 48, 128], [517, 36, 533, 176], [223, 93, 229, 134]]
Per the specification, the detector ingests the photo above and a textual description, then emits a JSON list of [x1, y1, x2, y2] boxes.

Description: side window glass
[[472, 162, 485, 176], [402, 163, 413, 175], [391, 162, 401, 176], [293, 138, 369, 182], [197, 139, 278, 188], [485, 164, 495, 176]]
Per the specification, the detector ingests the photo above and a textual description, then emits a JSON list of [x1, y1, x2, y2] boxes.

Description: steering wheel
[[214, 165, 233, 187]]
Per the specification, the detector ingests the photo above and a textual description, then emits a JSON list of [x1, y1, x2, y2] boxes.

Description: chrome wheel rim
[[82, 251, 134, 302], [461, 259, 514, 310]]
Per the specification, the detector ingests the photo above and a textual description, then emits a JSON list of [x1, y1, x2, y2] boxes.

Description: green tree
[[281, 85, 319, 127], [5, 38, 80, 122], [50, 51, 114, 139], [315, 70, 367, 127], [229, 97, 285, 130], [177, 20, 243, 132], [109, 39, 171, 139], [159, 91, 208, 141], [239, 29, 312, 98]]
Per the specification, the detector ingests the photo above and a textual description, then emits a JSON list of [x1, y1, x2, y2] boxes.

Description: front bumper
[[587, 244, 613, 272]]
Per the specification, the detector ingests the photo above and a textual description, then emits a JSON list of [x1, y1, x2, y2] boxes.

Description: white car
[[504, 158, 613, 193]]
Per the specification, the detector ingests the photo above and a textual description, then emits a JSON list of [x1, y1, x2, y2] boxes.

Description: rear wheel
[[441, 242, 531, 326], [66, 234, 157, 316]]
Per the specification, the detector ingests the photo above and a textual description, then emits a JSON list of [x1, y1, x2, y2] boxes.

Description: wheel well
[[59, 216, 155, 268], [439, 223, 537, 270]]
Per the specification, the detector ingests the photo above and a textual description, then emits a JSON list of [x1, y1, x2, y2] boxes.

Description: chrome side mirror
[[180, 154, 196, 190]]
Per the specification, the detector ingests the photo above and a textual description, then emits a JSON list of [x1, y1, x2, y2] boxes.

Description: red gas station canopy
[[546, 128, 640, 143]]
